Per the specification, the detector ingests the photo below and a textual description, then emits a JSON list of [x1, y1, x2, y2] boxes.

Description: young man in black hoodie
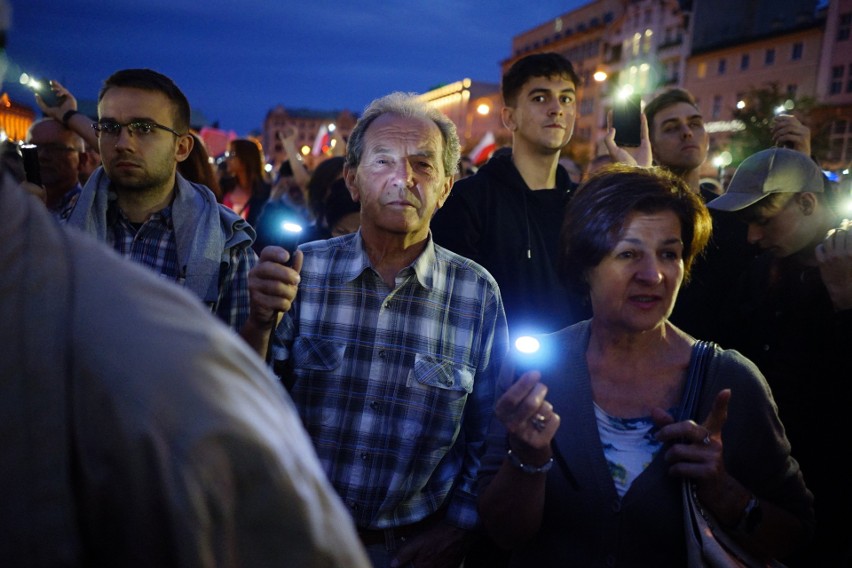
[[432, 53, 589, 341], [431, 52, 584, 568]]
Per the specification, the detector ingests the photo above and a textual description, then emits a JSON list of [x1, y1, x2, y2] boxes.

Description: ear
[[797, 192, 816, 215], [343, 163, 360, 202], [174, 133, 194, 163], [501, 106, 517, 132], [434, 175, 454, 210]]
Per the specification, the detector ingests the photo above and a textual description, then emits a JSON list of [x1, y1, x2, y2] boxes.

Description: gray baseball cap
[[707, 147, 824, 212]]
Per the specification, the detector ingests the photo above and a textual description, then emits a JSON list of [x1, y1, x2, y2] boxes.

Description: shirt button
[[360, 452, 369, 460], [611, 500, 621, 513], [370, 400, 380, 410], [384, 301, 391, 309]]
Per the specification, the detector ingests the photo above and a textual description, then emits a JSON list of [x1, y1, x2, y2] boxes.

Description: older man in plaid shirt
[[242, 92, 509, 568]]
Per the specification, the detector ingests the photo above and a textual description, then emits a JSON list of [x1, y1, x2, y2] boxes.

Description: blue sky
[[5, 1, 586, 134]]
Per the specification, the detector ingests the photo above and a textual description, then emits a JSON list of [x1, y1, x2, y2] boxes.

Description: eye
[[99, 122, 120, 135], [560, 95, 575, 104], [531, 95, 546, 103], [132, 122, 155, 135], [616, 249, 635, 259]]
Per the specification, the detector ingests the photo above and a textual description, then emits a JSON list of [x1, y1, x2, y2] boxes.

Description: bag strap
[[677, 340, 716, 423]]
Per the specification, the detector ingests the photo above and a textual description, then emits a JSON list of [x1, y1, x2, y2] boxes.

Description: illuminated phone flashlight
[[514, 334, 544, 377], [278, 218, 303, 266]]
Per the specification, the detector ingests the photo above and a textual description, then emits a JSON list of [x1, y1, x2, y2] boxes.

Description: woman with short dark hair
[[477, 164, 814, 566]]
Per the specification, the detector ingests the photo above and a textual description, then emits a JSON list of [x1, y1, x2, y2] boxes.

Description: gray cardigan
[[478, 320, 815, 567]]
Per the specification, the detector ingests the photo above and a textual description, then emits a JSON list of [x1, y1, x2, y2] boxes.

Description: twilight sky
[[5, 0, 587, 135]]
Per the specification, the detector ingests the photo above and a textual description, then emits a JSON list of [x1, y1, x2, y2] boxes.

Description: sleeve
[[215, 244, 259, 331], [444, 283, 509, 529], [707, 351, 815, 537]]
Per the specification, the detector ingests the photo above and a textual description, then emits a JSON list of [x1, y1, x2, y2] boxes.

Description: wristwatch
[[735, 495, 763, 535]]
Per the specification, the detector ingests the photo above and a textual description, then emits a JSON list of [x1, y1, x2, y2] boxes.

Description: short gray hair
[[345, 92, 460, 179]]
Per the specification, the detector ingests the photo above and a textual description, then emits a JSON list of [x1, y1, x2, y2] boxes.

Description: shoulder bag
[[679, 340, 786, 568]]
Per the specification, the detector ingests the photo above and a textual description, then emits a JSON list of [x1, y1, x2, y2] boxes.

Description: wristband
[[507, 449, 553, 475], [62, 109, 80, 127]]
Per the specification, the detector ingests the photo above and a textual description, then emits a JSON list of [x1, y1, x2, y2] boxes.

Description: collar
[[341, 230, 435, 290]]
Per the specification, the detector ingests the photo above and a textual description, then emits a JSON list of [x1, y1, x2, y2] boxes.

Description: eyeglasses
[[92, 120, 184, 138]]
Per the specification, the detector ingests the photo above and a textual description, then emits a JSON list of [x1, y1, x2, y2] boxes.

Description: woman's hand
[[654, 389, 752, 526], [494, 371, 560, 456]]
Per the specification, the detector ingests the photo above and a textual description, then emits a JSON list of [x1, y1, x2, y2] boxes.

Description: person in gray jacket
[[43, 69, 257, 331]]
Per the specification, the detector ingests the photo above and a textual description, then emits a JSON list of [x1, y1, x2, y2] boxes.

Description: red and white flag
[[469, 131, 496, 165], [311, 125, 330, 156]]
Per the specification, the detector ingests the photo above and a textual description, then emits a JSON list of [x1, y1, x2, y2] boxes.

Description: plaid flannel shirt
[[272, 231, 508, 531], [106, 202, 256, 330]]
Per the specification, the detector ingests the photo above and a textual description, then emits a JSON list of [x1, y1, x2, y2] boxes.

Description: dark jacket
[[432, 154, 588, 338]]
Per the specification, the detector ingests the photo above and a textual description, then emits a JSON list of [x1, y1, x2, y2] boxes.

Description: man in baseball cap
[[708, 146, 851, 566], [708, 147, 842, 260]]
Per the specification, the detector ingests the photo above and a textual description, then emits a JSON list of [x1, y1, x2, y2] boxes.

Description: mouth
[[628, 294, 663, 307]]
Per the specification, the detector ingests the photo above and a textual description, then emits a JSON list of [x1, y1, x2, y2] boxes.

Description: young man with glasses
[[37, 69, 257, 332], [24, 118, 90, 217]]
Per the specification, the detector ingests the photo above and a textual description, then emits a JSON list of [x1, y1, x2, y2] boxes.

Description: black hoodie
[[432, 153, 589, 338]]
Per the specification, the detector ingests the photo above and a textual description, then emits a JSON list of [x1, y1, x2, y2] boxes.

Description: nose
[[678, 123, 693, 139], [634, 256, 663, 284], [113, 126, 135, 150], [391, 159, 414, 189], [547, 100, 564, 116]]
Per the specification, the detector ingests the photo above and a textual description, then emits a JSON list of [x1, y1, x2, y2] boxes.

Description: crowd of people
[[2, 51, 849, 567]]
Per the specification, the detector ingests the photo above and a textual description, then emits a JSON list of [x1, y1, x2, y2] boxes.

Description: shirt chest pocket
[[408, 353, 474, 395], [291, 336, 346, 371]]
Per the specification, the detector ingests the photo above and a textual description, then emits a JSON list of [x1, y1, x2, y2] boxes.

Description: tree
[[729, 83, 821, 165]]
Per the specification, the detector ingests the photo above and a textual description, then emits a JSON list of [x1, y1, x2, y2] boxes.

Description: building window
[[697, 61, 707, 79], [718, 58, 727, 75], [830, 65, 843, 95], [791, 42, 803, 60], [765, 48, 775, 65], [712, 95, 723, 120], [740, 54, 750, 70], [838, 12, 851, 41], [787, 84, 797, 98]]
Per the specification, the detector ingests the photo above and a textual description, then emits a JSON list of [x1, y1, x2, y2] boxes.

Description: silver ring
[[531, 414, 547, 432], [702, 433, 711, 446]]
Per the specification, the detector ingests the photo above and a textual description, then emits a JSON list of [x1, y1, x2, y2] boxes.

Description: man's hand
[[816, 219, 852, 311], [240, 246, 303, 357], [771, 114, 811, 157], [34, 79, 77, 122], [247, 246, 303, 329], [603, 109, 652, 168]]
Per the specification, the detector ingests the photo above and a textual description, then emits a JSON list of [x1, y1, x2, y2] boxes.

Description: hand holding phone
[[613, 94, 642, 147], [27, 79, 62, 108]]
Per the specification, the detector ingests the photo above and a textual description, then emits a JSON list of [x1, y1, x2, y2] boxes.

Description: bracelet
[[62, 109, 80, 127], [507, 449, 553, 475]]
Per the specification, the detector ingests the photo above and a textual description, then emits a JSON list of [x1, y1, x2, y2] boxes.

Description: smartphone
[[277, 219, 303, 266], [21, 144, 42, 186], [613, 94, 642, 147], [27, 79, 62, 108]]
